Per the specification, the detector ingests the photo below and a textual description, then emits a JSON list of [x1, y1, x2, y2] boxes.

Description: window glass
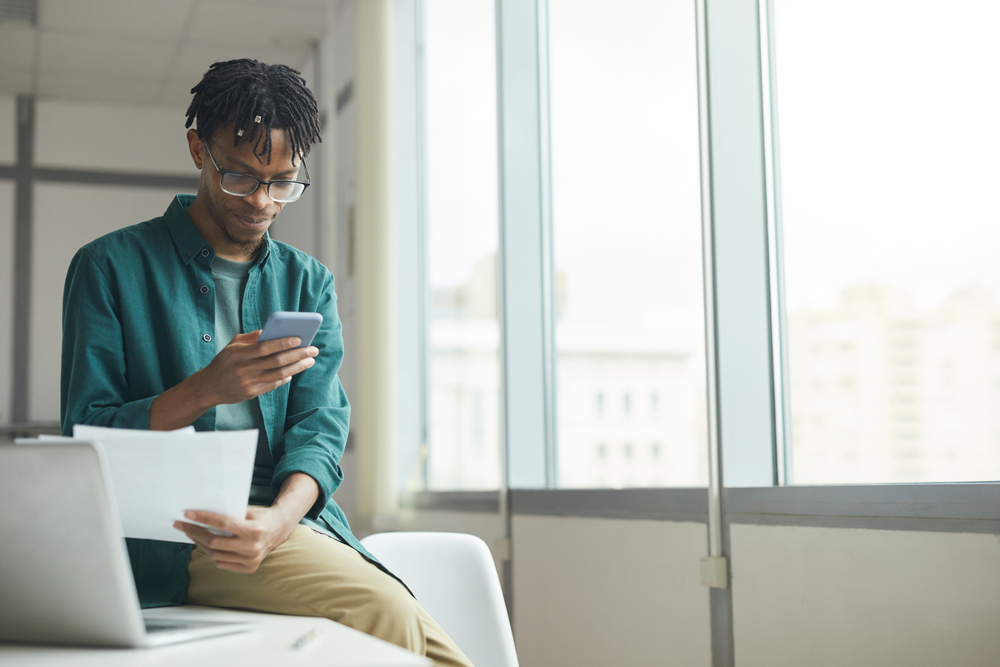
[[424, 0, 501, 489], [775, 0, 1000, 482], [549, 0, 708, 488]]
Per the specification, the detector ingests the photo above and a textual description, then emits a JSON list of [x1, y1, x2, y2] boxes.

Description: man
[[61, 59, 472, 667]]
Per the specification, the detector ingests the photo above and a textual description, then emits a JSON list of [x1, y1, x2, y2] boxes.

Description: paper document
[[65, 425, 257, 543]]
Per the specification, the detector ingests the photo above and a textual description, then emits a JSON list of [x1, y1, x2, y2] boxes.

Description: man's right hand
[[199, 331, 318, 405], [149, 331, 318, 430]]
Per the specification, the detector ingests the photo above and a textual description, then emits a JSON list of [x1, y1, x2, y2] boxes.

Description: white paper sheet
[[68, 425, 257, 543]]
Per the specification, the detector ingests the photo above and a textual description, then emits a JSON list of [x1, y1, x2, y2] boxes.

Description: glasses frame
[[203, 142, 311, 203]]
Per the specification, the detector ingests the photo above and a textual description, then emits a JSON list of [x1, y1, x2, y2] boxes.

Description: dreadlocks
[[185, 59, 321, 163]]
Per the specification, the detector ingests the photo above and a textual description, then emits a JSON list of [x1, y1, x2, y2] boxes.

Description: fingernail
[[290, 338, 301, 347], [184, 511, 194, 519]]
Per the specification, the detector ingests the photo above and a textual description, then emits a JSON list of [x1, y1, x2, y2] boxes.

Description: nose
[[244, 183, 274, 210]]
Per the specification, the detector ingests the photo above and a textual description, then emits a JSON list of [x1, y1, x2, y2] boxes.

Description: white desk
[[0, 606, 432, 667]]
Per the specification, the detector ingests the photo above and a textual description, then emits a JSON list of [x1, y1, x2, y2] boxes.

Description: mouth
[[233, 213, 270, 230]]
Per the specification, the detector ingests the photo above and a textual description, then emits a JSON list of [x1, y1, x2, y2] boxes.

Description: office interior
[[1, 0, 998, 665]]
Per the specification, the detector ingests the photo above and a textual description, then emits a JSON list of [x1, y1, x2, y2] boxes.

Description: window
[[423, 0, 501, 489], [774, 0, 1000, 482], [548, 0, 707, 488]]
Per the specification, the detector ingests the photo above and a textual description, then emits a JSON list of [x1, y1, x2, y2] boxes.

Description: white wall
[[401, 509, 507, 576], [513, 516, 712, 667], [0, 96, 15, 164], [409, 510, 1000, 667], [730, 524, 1000, 666], [34, 100, 195, 174]]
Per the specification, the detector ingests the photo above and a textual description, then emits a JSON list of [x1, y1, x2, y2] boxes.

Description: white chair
[[360, 532, 519, 667]]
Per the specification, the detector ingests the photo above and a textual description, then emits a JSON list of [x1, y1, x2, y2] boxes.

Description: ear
[[186, 129, 205, 169]]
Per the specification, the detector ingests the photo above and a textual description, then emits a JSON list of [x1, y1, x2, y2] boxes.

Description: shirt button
[[169, 597, 179, 605], [178, 544, 186, 550], [200, 285, 209, 294], [203, 334, 212, 342], [184, 251, 192, 258], [201, 248, 210, 257]]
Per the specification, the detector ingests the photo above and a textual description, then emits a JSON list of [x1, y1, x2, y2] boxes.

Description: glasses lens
[[268, 181, 305, 202], [221, 172, 259, 196]]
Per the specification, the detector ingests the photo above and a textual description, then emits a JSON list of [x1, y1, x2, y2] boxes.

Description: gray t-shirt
[[212, 255, 337, 541]]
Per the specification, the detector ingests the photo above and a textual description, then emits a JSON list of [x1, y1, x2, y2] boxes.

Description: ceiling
[[0, 0, 330, 109]]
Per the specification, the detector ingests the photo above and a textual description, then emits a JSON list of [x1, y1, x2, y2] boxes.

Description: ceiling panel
[[0, 24, 38, 71], [3, 0, 331, 108], [170, 42, 309, 85], [39, 0, 195, 40], [39, 32, 175, 78], [187, 1, 326, 47]]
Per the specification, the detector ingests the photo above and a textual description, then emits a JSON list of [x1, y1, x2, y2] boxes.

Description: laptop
[[0, 440, 255, 647]]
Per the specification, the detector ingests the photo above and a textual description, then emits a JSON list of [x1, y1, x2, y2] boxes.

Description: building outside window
[[549, 0, 708, 489], [774, 0, 1000, 483]]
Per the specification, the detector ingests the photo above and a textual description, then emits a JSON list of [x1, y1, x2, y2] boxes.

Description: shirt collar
[[164, 194, 272, 267]]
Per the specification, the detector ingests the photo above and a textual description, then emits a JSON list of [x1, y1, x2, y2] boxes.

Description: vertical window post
[[495, 0, 557, 490]]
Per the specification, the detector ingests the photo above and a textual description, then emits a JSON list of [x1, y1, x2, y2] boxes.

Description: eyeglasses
[[203, 143, 310, 203]]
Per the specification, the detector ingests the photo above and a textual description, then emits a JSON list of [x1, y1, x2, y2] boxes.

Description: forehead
[[214, 125, 297, 166]]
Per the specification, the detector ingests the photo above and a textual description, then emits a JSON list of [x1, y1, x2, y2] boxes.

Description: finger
[[257, 346, 317, 371], [262, 357, 317, 388], [247, 358, 317, 396], [255, 336, 303, 358], [175, 523, 217, 553], [183, 510, 238, 534], [229, 331, 262, 346], [179, 531, 253, 561], [175, 521, 233, 549]]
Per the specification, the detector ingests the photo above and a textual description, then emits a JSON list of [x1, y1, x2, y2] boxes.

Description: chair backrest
[[361, 532, 519, 667]]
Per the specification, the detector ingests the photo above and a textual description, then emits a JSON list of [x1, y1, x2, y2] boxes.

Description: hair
[[185, 58, 321, 163]]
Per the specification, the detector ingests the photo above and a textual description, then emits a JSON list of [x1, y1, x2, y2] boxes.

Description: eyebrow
[[225, 154, 301, 179]]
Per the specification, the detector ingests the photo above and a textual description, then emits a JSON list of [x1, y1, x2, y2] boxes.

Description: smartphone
[[258, 311, 323, 348]]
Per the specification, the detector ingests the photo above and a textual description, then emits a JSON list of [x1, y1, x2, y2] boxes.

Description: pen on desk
[[293, 627, 321, 650]]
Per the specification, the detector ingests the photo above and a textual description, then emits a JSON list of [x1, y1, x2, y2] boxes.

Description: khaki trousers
[[186, 525, 474, 667]]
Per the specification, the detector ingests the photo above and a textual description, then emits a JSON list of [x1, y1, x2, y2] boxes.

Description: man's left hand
[[174, 506, 296, 574]]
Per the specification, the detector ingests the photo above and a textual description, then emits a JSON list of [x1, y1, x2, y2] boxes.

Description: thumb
[[231, 330, 263, 345]]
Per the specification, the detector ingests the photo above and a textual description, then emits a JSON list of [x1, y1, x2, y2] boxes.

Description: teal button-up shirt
[[61, 195, 377, 607]]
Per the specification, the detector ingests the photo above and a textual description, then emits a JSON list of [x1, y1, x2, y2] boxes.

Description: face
[[186, 126, 302, 258]]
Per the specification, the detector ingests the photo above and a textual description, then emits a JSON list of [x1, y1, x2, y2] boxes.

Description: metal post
[[12, 96, 34, 425]]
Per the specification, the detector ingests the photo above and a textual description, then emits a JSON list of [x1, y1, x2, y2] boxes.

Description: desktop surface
[[0, 606, 431, 667]]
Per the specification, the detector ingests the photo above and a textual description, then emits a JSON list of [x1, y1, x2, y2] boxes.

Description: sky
[[426, 0, 1000, 317], [775, 0, 1000, 310], [426, 0, 704, 343]]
